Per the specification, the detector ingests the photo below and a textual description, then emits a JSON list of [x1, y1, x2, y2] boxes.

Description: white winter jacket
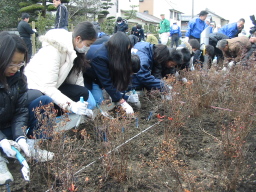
[[25, 29, 84, 110]]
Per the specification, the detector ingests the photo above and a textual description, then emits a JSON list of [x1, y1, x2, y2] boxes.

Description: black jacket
[[131, 27, 145, 42], [209, 32, 229, 46], [17, 20, 34, 38], [55, 4, 68, 29], [114, 22, 128, 33], [0, 71, 28, 141]]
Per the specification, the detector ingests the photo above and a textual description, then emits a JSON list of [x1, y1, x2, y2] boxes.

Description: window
[[174, 12, 177, 19], [144, 10, 149, 14], [139, 0, 144, 2], [177, 13, 181, 21], [170, 10, 173, 19]]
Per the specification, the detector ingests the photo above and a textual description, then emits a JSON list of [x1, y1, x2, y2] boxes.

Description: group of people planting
[[1, 10, 256, 185]]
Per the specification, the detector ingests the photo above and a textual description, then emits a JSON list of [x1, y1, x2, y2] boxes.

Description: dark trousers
[[189, 36, 200, 43], [171, 33, 179, 48], [22, 37, 32, 62]]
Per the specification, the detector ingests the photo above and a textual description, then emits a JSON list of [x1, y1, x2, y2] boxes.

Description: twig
[[199, 121, 222, 143], [74, 121, 161, 176]]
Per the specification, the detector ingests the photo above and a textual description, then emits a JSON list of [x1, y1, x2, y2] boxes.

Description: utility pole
[[192, 0, 194, 18]]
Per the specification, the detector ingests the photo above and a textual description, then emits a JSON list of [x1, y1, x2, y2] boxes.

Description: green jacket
[[159, 19, 170, 34]]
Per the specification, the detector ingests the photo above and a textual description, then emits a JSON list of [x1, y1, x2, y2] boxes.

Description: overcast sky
[[172, 0, 256, 32]]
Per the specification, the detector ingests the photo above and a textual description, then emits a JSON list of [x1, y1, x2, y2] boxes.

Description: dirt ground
[[1, 66, 256, 192]]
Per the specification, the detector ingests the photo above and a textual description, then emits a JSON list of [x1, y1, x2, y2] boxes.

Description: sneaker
[[27, 139, 54, 162], [0, 156, 13, 185]]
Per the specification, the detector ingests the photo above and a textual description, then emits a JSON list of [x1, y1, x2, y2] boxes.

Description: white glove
[[33, 29, 37, 33], [70, 101, 92, 116], [184, 37, 189, 42], [222, 67, 227, 72], [161, 93, 172, 101], [17, 138, 31, 157], [127, 94, 139, 103], [182, 78, 188, 83], [0, 139, 16, 158], [121, 101, 134, 114], [228, 61, 234, 68]]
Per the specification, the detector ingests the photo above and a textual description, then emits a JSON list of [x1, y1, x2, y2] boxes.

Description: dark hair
[[136, 24, 142, 29], [153, 44, 170, 66], [106, 32, 132, 91], [21, 13, 30, 20], [117, 17, 122, 22], [0, 32, 27, 89], [239, 18, 245, 23], [128, 35, 139, 47], [189, 39, 200, 50], [205, 45, 214, 57], [199, 10, 208, 16], [72, 22, 97, 73], [178, 47, 191, 64], [168, 48, 183, 65], [131, 54, 140, 73]]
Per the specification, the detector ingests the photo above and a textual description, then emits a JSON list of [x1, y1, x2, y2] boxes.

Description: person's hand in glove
[[120, 100, 134, 115], [184, 36, 189, 42], [70, 101, 93, 117], [228, 61, 234, 68], [127, 94, 139, 103], [0, 139, 16, 158], [17, 138, 31, 157]]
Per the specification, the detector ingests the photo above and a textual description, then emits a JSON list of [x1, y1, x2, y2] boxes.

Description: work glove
[[70, 101, 93, 117], [127, 94, 139, 103], [228, 61, 234, 68], [182, 78, 188, 83], [184, 36, 189, 42], [17, 138, 31, 157], [0, 139, 16, 158], [121, 101, 134, 115]]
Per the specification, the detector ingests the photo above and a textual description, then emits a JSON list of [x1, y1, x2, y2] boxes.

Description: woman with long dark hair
[[0, 32, 54, 184], [131, 42, 183, 90], [84, 32, 138, 114], [25, 21, 97, 117]]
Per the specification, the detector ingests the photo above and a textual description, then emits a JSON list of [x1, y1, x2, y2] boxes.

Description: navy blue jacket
[[132, 42, 165, 90], [55, 4, 68, 29], [218, 22, 238, 38], [17, 20, 35, 38], [85, 44, 128, 102]]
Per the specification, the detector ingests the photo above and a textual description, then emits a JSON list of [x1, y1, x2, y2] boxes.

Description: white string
[[74, 121, 161, 176]]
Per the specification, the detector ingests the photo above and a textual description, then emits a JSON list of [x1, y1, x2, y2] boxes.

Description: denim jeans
[[89, 83, 104, 105], [27, 95, 54, 139]]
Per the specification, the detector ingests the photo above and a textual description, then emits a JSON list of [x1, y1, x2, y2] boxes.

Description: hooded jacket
[[24, 29, 83, 110], [0, 71, 28, 141]]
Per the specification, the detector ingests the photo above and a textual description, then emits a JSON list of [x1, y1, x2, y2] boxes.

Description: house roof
[[135, 12, 162, 24], [205, 8, 228, 21]]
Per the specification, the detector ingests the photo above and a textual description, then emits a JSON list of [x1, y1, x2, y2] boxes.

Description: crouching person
[[24, 22, 97, 118], [216, 36, 251, 70], [0, 32, 54, 185]]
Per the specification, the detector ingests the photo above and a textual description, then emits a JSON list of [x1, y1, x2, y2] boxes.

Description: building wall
[[139, 0, 154, 15]]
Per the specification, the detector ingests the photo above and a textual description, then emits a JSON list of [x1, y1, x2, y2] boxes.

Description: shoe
[[27, 139, 54, 162], [0, 155, 13, 185]]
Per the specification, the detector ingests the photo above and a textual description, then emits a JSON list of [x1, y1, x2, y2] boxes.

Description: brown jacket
[[223, 36, 251, 63]]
